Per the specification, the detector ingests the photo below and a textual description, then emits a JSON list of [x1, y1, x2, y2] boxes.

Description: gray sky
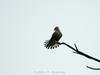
[[0, 0, 100, 75]]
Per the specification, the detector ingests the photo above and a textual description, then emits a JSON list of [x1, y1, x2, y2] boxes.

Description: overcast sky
[[1, 0, 100, 75]]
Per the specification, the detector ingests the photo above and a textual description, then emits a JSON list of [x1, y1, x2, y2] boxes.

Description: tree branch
[[86, 66, 100, 70], [58, 42, 100, 70]]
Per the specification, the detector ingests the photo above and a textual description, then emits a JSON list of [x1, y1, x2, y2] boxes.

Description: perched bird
[[44, 26, 63, 49]]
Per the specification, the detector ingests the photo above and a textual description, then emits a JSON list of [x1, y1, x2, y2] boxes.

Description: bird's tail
[[44, 40, 49, 47], [44, 40, 59, 49]]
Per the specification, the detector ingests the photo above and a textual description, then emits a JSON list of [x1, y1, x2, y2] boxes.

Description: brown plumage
[[44, 26, 62, 49]]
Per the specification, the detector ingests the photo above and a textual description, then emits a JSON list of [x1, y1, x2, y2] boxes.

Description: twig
[[86, 66, 100, 70], [58, 42, 100, 70]]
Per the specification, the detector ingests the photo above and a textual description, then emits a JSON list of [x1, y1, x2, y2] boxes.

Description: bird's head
[[54, 26, 59, 31]]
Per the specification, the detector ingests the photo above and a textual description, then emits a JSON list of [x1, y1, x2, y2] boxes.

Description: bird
[[44, 26, 63, 49]]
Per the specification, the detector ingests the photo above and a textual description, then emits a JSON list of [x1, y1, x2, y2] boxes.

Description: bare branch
[[86, 66, 100, 70], [58, 42, 100, 70], [74, 43, 78, 51]]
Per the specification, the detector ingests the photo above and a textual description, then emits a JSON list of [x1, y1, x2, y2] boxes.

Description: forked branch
[[58, 42, 100, 70]]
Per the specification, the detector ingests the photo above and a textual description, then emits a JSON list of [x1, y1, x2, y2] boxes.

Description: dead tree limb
[[58, 42, 100, 70]]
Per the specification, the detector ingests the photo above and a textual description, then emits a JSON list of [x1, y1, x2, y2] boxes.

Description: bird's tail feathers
[[44, 40, 59, 49], [44, 40, 49, 47]]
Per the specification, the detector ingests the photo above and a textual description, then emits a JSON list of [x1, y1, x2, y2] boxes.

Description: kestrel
[[44, 26, 62, 49]]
